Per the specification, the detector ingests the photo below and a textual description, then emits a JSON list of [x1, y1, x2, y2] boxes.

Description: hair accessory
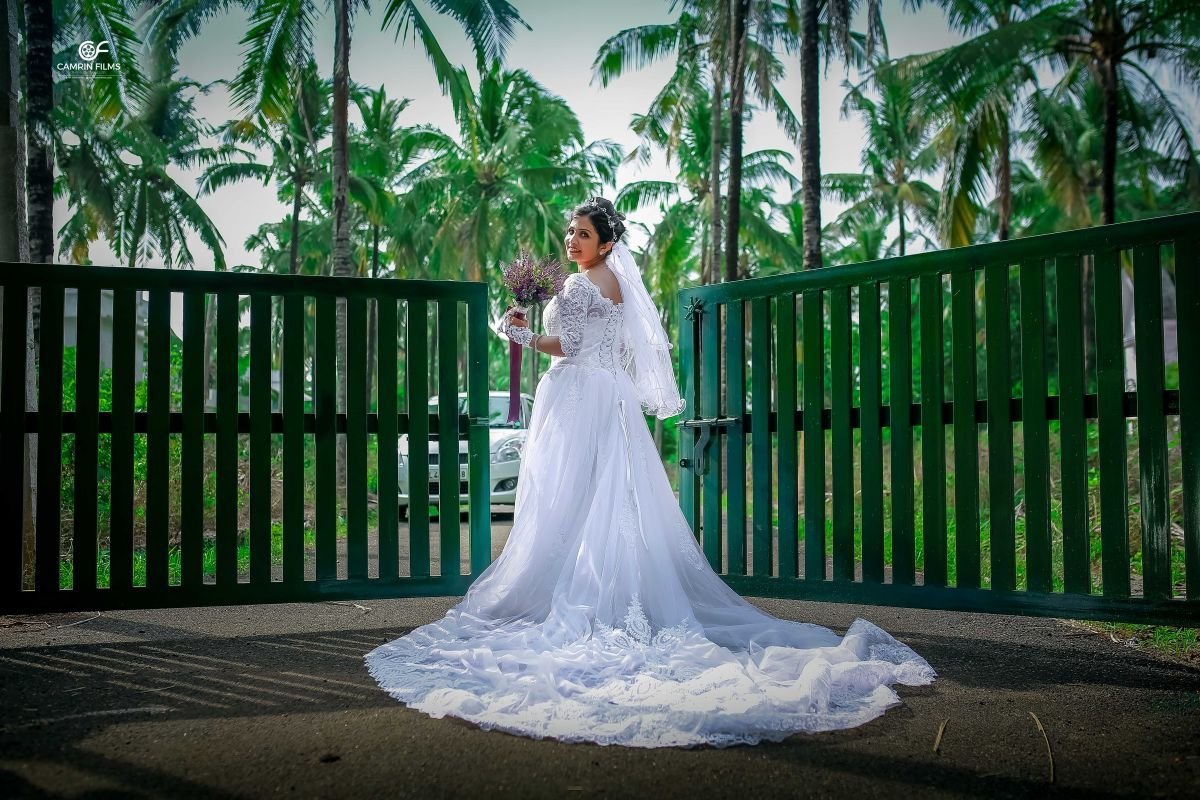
[[584, 197, 623, 243]]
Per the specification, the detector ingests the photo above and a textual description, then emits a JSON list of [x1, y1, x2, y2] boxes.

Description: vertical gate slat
[[1133, 244, 1171, 601], [951, 269, 980, 589], [985, 264, 1015, 591], [1, 286, 27, 592], [35, 287, 63, 594], [1056, 255, 1090, 594], [1177, 238, 1200, 600], [347, 296, 368, 581], [776, 293, 799, 579], [1176, 238, 1200, 600], [919, 274, 946, 587], [35, 286, 63, 593], [860, 282, 884, 584], [216, 290, 239, 588], [314, 294, 337, 581], [679, 296, 699, 536], [74, 288, 101, 591], [377, 296, 399, 581], [726, 299, 747, 576], [701, 302, 722, 570], [888, 279, 915, 585], [467, 292, 491, 577], [1094, 249, 1130, 598], [802, 290, 825, 581], [1021, 258, 1051, 593], [110, 289, 136, 591], [750, 297, 773, 577], [145, 289, 171, 590], [181, 292, 205, 587], [249, 295, 272, 586], [281, 294, 305, 584], [437, 299, 460, 577], [830, 286, 854, 582], [407, 299, 430, 578]]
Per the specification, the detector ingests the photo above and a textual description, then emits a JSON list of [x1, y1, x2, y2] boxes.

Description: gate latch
[[676, 415, 740, 476]]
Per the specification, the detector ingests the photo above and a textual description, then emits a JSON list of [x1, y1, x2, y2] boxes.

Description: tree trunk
[[289, 173, 303, 275], [3, 0, 35, 587], [708, 66, 723, 287], [996, 121, 1012, 241], [331, 0, 352, 489], [202, 293, 218, 410], [800, 0, 823, 269], [1, 0, 24, 263], [1099, 57, 1118, 226], [278, 172, 304, 408], [27, 0, 52, 341], [898, 202, 906, 257], [725, 0, 749, 284]]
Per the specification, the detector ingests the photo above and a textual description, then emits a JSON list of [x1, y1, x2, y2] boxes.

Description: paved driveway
[[1, 514, 1198, 798]]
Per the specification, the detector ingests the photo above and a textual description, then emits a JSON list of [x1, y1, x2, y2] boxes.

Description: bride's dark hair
[[572, 196, 626, 244]]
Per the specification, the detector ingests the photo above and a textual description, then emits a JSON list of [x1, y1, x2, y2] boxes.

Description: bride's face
[[565, 215, 610, 267]]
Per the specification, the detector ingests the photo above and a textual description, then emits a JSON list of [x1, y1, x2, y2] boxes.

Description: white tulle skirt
[[364, 359, 937, 748]]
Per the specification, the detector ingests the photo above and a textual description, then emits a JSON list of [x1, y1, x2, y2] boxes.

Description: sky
[[59, 0, 972, 279], [54, 0, 1198, 334]]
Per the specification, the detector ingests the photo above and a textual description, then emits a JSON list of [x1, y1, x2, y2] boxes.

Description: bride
[[364, 196, 936, 748]]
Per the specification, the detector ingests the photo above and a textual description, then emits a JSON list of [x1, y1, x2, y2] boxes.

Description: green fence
[[677, 212, 1199, 626], [0, 264, 492, 612]]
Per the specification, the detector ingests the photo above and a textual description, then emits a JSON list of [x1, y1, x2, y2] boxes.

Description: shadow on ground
[[1, 598, 1198, 799]]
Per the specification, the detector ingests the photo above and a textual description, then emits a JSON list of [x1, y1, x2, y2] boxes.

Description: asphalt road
[[1, 516, 1198, 799]]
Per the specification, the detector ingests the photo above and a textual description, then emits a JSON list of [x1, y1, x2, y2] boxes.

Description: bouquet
[[499, 251, 567, 422]]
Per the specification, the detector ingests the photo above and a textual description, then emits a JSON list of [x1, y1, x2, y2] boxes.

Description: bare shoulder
[[584, 267, 624, 304]]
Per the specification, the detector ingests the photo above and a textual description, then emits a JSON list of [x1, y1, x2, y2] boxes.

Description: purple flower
[[501, 250, 567, 307]]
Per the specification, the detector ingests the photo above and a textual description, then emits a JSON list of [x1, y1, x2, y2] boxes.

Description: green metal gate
[[1, 264, 492, 612], [677, 212, 1199, 627]]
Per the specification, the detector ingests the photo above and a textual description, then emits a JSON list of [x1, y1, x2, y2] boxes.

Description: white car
[[397, 391, 533, 519]]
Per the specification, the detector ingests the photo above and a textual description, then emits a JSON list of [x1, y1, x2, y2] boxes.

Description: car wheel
[[397, 503, 408, 522]]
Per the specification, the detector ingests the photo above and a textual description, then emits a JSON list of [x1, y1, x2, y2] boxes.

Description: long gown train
[[364, 272, 936, 748]]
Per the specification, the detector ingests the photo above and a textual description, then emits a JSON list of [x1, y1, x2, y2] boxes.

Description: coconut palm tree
[[200, 60, 331, 276], [896, 0, 1044, 246], [592, 0, 802, 281], [107, 28, 227, 270], [1002, 73, 1200, 238], [2, 0, 36, 587], [402, 61, 619, 285], [37, 0, 147, 256], [799, 0, 885, 268], [1, 0, 24, 265], [907, 0, 1200, 227], [824, 204, 892, 264], [616, 79, 802, 276], [823, 64, 940, 257]]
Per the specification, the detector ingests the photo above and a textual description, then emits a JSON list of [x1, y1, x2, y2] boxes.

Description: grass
[[1057, 619, 1200, 665]]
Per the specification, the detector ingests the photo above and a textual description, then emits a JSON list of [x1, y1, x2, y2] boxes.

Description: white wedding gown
[[364, 271, 937, 748]]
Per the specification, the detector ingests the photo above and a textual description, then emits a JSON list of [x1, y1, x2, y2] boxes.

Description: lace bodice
[[543, 272, 626, 374]]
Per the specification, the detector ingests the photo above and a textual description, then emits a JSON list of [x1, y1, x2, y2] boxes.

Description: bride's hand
[[495, 308, 532, 343]]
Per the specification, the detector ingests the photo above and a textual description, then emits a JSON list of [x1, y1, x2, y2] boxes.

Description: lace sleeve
[[553, 274, 594, 357]]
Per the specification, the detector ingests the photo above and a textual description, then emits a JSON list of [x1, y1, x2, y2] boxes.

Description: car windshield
[[427, 397, 524, 428]]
